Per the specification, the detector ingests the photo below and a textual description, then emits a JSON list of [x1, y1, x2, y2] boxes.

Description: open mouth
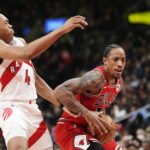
[[115, 69, 123, 74], [11, 29, 14, 34]]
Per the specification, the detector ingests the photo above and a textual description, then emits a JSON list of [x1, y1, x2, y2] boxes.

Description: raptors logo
[[2, 107, 13, 121]]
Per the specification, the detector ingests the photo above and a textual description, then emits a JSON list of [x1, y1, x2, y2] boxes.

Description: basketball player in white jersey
[[0, 13, 88, 150]]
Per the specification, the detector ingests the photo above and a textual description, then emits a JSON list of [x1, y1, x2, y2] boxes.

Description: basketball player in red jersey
[[54, 44, 126, 150], [0, 14, 87, 150]]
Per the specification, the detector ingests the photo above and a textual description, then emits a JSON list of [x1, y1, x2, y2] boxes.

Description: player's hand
[[82, 110, 109, 136], [63, 107, 81, 118], [60, 15, 88, 33]]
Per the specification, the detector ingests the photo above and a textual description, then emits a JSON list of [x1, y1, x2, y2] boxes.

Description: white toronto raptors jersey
[[0, 37, 37, 101]]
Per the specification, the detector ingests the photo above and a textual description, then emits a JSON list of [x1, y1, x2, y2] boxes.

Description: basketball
[[87, 114, 117, 144]]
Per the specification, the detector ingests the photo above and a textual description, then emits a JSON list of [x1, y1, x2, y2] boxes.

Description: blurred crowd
[[0, 0, 150, 149]]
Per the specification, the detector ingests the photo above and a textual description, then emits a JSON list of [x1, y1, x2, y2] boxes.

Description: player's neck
[[1, 38, 12, 44], [107, 76, 116, 85], [0, 58, 3, 64], [103, 66, 116, 85], [4, 36, 13, 44]]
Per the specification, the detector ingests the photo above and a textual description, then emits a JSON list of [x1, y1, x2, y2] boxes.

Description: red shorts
[[102, 140, 121, 150], [55, 118, 121, 150]]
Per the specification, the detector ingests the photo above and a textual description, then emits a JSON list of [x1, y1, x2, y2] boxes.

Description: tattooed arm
[[54, 70, 103, 114], [54, 70, 109, 135]]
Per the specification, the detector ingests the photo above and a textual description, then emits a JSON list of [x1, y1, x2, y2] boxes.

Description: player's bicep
[[54, 78, 82, 94], [55, 70, 104, 95], [31, 64, 41, 89], [79, 70, 104, 92]]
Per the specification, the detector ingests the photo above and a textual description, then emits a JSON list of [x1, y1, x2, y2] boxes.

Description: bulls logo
[[74, 134, 90, 150], [94, 93, 115, 106], [79, 139, 84, 146]]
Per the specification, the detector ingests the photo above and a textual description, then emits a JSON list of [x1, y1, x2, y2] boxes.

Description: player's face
[[0, 14, 14, 43], [103, 48, 126, 79]]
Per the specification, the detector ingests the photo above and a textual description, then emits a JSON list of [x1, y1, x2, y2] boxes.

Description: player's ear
[[103, 57, 106, 65]]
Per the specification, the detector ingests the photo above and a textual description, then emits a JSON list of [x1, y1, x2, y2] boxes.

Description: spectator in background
[[136, 128, 145, 141], [141, 139, 150, 150], [145, 125, 150, 139]]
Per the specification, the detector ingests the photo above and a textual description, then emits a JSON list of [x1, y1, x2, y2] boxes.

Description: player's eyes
[[122, 59, 126, 63], [5, 20, 9, 24], [113, 58, 118, 62]]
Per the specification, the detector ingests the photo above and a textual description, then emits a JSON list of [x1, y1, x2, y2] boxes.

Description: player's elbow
[[22, 54, 31, 60], [54, 86, 71, 102], [54, 87, 64, 99], [22, 50, 35, 60], [17, 48, 32, 60]]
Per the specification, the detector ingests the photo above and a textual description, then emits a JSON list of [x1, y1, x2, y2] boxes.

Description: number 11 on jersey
[[25, 69, 30, 85]]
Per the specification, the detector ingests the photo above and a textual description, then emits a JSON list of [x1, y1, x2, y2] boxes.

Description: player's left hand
[[60, 15, 88, 33]]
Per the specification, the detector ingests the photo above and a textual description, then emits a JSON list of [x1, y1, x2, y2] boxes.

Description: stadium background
[[0, 0, 150, 149]]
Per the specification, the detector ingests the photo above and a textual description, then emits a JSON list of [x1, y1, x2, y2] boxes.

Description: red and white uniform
[[55, 66, 122, 150], [0, 37, 52, 150]]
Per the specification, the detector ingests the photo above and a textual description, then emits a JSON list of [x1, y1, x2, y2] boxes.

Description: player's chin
[[6, 32, 14, 42], [113, 72, 122, 78]]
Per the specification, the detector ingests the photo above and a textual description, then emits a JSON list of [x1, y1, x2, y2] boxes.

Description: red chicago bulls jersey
[[61, 66, 122, 124]]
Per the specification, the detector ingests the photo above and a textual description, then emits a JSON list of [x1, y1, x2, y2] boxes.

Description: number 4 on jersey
[[25, 69, 30, 85]]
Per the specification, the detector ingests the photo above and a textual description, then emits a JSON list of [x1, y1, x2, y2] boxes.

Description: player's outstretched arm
[[54, 70, 109, 135], [0, 15, 88, 60], [35, 73, 60, 106]]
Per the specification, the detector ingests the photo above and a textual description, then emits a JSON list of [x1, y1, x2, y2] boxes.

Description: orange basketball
[[87, 114, 117, 144]]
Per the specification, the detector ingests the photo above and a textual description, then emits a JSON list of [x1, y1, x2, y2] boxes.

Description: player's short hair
[[103, 44, 124, 57], [0, 13, 3, 17]]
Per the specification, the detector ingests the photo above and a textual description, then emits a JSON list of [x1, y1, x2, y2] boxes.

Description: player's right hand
[[60, 15, 88, 33], [82, 110, 109, 136]]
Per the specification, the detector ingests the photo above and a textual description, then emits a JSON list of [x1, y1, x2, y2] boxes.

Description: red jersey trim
[[82, 66, 122, 97], [0, 61, 23, 91], [28, 120, 47, 148], [94, 66, 107, 80], [23, 61, 33, 68], [94, 66, 122, 87]]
